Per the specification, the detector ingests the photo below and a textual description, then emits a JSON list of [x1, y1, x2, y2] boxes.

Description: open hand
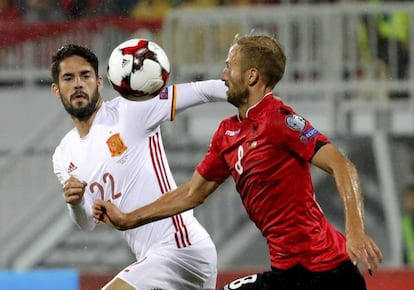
[[346, 232, 383, 275]]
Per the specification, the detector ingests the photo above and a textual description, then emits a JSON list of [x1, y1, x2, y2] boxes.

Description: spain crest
[[106, 133, 128, 157]]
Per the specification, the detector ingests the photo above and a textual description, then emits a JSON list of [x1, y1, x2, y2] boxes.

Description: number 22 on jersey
[[89, 172, 122, 201]]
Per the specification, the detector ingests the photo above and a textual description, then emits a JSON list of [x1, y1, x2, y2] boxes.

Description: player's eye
[[81, 72, 93, 80], [62, 75, 73, 82]]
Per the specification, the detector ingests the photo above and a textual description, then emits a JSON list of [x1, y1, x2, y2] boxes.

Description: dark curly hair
[[50, 44, 99, 83]]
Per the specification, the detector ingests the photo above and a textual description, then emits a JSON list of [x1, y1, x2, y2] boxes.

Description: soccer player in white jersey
[[50, 44, 228, 290]]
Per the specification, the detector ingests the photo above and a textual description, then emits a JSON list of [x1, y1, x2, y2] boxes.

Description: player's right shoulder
[[57, 128, 78, 147], [216, 115, 237, 128], [212, 115, 239, 140]]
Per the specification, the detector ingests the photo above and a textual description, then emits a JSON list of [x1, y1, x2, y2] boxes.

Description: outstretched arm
[[93, 171, 219, 230], [311, 143, 383, 273], [174, 80, 228, 113]]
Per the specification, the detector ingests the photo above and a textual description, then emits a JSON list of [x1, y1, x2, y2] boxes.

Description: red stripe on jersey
[[149, 132, 171, 193], [149, 135, 165, 193], [177, 214, 191, 246], [171, 215, 182, 248], [153, 132, 172, 191], [173, 215, 187, 248], [149, 132, 191, 248]]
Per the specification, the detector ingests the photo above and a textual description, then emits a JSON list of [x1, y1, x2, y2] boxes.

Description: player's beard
[[61, 86, 100, 120], [226, 81, 249, 108]]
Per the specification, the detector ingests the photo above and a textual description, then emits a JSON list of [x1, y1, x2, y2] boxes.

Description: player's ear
[[51, 83, 60, 98], [247, 68, 259, 86], [97, 76, 104, 90]]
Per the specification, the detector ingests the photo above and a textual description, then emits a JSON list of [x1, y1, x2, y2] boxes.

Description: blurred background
[[0, 0, 414, 289]]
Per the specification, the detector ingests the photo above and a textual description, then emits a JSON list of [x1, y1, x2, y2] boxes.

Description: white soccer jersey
[[53, 80, 227, 260]]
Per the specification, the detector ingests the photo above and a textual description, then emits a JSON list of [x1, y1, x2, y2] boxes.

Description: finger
[[92, 201, 103, 210], [94, 200, 105, 207], [351, 258, 358, 266], [347, 251, 358, 266], [358, 243, 380, 272], [366, 242, 383, 271], [361, 248, 373, 271], [64, 190, 82, 202], [349, 246, 370, 270], [92, 207, 103, 216], [372, 243, 383, 262], [64, 189, 81, 201], [63, 183, 85, 194]]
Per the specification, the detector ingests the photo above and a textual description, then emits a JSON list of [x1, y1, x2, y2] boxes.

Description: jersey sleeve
[[174, 80, 228, 114], [52, 145, 70, 186], [122, 80, 228, 131], [270, 107, 330, 162], [52, 144, 96, 231], [196, 123, 230, 183]]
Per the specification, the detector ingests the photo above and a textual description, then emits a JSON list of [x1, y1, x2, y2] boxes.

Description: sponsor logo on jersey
[[285, 114, 306, 131], [299, 127, 319, 143], [106, 133, 128, 157], [225, 128, 241, 136], [67, 162, 77, 173]]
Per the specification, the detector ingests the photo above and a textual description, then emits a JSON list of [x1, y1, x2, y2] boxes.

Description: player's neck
[[239, 88, 272, 118], [73, 116, 95, 138], [72, 100, 102, 138]]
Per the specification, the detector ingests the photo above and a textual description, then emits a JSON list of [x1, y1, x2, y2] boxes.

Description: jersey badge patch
[[106, 133, 128, 157], [299, 127, 319, 143], [285, 114, 306, 131], [159, 87, 169, 99]]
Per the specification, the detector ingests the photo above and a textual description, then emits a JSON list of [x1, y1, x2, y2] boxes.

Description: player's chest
[[65, 132, 133, 203], [221, 121, 273, 169], [76, 130, 128, 158], [66, 127, 136, 178]]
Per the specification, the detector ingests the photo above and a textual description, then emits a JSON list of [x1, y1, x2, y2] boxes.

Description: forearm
[[175, 80, 228, 112], [125, 182, 203, 229], [334, 161, 365, 235], [68, 198, 96, 231], [313, 144, 365, 234]]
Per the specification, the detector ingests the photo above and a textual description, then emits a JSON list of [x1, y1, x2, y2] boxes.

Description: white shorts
[[112, 237, 217, 290]]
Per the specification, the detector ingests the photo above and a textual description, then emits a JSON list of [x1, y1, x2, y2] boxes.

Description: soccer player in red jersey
[[93, 34, 383, 290]]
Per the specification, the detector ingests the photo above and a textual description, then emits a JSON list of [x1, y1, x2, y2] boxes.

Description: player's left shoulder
[[265, 99, 309, 131]]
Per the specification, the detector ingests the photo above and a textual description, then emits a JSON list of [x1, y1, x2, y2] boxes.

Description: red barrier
[[80, 268, 414, 290], [365, 268, 414, 290], [80, 273, 112, 290]]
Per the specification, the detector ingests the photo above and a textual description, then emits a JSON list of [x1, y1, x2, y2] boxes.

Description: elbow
[[191, 196, 205, 208], [182, 190, 207, 211], [182, 192, 204, 210]]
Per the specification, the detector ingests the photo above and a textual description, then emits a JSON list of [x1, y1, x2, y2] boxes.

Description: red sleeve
[[196, 123, 230, 183], [270, 108, 330, 162]]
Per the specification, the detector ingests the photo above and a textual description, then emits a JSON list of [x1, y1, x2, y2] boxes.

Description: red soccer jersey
[[196, 93, 350, 271]]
